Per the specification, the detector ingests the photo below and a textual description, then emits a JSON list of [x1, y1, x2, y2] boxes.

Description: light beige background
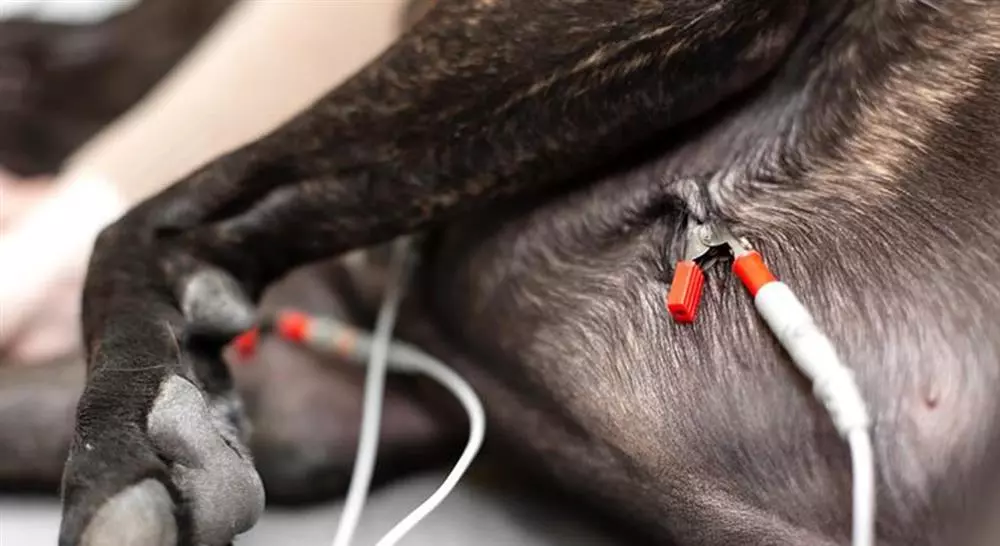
[[66, 0, 413, 203]]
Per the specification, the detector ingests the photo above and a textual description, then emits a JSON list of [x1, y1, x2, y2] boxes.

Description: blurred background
[[0, 1, 621, 544]]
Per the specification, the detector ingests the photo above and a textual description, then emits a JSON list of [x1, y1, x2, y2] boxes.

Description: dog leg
[[61, 1, 807, 544]]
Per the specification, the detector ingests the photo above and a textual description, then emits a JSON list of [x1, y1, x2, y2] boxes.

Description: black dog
[[60, 1, 1000, 545]]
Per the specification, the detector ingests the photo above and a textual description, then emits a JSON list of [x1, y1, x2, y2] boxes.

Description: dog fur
[[56, 1, 1000, 545]]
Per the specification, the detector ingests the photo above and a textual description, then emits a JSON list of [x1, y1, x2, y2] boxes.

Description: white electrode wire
[[331, 238, 413, 546], [849, 429, 876, 546], [374, 350, 486, 546], [751, 280, 875, 546]]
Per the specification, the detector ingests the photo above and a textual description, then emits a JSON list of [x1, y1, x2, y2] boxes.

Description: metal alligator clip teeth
[[665, 221, 752, 323]]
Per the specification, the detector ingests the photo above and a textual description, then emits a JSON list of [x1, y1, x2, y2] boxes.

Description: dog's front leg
[[59, 1, 806, 544]]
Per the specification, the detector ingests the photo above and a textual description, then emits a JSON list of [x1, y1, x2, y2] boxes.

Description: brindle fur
[[59, 1, 1000, 545]]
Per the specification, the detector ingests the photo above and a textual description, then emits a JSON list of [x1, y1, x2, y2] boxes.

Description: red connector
[[276, 311, 311, 343], [666, 260, 706, 323], [231, 328, 259, 361], [228, 310, 315, 363], [733, 250, 776, 296]]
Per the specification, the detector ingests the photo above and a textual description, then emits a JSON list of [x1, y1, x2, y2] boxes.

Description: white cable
[[374, 349, 486, 546], [331, 239, 413, 546], [752, 280, 875, 546], [848, 429, 875, 546], [324, 329, 486, 545], [326, 239, 485, 546]]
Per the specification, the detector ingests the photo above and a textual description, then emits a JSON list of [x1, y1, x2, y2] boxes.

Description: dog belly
[[409, 160, 1000, 545]]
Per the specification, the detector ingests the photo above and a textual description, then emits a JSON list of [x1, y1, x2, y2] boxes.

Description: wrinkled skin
[[58, 1, 1000, 545]]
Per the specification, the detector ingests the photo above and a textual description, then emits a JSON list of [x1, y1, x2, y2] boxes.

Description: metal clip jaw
[[666, 222, 874, 545], [665, 222, 751, 323]]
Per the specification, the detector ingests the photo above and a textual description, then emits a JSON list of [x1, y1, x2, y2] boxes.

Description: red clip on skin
[[666, 260, 705, 323], [231, 328, 259, 361], [277, 311, 311, 343], [733, 251, 776, 296], [229, 311, 313, 364]]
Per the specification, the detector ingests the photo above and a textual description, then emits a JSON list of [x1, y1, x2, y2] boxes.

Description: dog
[[57, 1, 1000, 545]]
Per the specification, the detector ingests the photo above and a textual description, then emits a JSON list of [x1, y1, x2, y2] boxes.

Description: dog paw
[[60, 375, 264, 546], [77, 479, 178, 546]]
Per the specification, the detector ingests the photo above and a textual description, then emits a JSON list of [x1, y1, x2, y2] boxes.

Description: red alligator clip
[[666, 260, 705, 323], [665, 222, 753, 324]]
